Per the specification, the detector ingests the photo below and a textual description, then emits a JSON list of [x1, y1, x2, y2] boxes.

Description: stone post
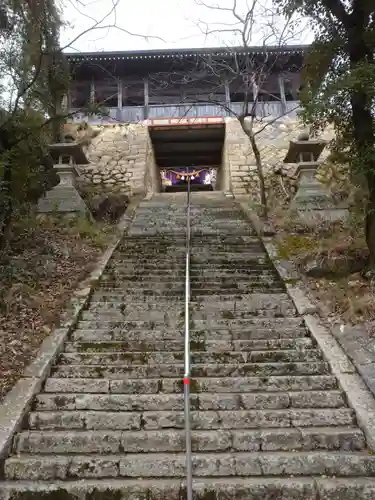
[[284, 132, 348, 222], [38, 143, 91, 218]]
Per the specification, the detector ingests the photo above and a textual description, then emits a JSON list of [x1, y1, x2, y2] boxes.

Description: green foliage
[[276, 0, 375, 175], [0, 0, 70, 246], [0, 109, 52, 207], [275, 0, 375, 264]]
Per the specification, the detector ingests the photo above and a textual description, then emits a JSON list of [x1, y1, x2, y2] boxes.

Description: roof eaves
[[65, 45, 309, 63]]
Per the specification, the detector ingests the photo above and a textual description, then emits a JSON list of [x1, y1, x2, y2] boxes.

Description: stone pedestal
[[38, 143, 91, 217], [284, 135, 348, 223]]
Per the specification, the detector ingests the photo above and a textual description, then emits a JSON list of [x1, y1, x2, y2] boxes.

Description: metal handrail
[[184, 176, 193, 500]]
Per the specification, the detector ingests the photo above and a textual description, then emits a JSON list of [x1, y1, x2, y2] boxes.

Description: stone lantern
[[38, 142, 91, 217], [283, 132, 347, 222]]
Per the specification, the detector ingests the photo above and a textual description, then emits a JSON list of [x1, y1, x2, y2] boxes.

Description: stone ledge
[[332, 324, 375, 401], [0, 196, 141, 460], [0, 378, 42, 458], [238, 199, 375, 452]]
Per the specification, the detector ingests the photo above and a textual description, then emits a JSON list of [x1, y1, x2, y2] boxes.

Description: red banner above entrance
[[145, 116, 225, 127]]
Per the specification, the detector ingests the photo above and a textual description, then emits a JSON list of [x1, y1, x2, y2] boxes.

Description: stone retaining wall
[[75, 119, 335, 200], [224, 117, 334, 199], [77, 124, 149, 196]]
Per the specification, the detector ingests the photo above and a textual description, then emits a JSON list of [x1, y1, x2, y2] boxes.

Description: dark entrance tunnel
[[149, 123, 225, 192]]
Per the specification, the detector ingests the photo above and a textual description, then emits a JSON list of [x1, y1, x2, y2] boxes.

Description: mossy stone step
[[42, 375, 338, 395], [5, 451, 375, 480], [58, 349, 323, 366], [51, 361, 330, 379], [33, 390, 346, 412], [2, 477, 375, 500], [12, 427, 365, 455], [64, 338, 314, 353]]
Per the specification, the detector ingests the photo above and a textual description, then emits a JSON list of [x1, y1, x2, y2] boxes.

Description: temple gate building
[[65, 46, 307, 193]]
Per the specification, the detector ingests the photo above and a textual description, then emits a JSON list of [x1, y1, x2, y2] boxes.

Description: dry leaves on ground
[[0, 214, 115, 401], [270, 209, 375, 327]]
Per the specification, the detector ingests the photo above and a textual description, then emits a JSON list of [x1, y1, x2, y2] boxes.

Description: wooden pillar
[[224, 80, 231, 116], [252, 79, 258, 116], [117, 79, 123, 109], [144, 78, 149, 120], [90, 80, 95, 106], [278, 74, 287, 115]]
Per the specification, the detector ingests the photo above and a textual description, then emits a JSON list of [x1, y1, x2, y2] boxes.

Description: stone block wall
[[74, 118, 335, 201], [144, 132, 161, 195], [77, 123, 149, 196], [224, 117, 334, 200]]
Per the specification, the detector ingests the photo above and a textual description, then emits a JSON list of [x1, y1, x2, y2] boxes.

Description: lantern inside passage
[[149, 122, 225, 192], [160, 167, 217, 191]]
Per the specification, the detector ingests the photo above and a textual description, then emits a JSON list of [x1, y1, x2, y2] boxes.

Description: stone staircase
[[1, 192, 375, 499]]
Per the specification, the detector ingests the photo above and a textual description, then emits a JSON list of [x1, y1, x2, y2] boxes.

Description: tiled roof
[[66, 45, 308, 63]]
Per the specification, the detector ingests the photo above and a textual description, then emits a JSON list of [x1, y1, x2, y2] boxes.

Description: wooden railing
[[69, 101, 300, 125]]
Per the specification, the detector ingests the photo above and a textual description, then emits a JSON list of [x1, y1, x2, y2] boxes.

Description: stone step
[[80, 311, 184, 322], [100, 272, 277, 281], [12, 427, 365, 455], [99, 274, 279, 283], [51, 361, 330, 378], [1, 477, 375, 500], [43, 375, 338, 394], [190, 318, 305, 330], [58, 349, 324, 366], [85, 297, 292, 309], [81, 305, 297, 321], [34, 390, 345, 412], [118, 235, 260, 243], [80, 309, 297, 321], [5, 451, 375, 480], [72, 325, 309, 342], [127, 229, 256, 236], [192, 309, 297, 319], [108, 262, 275, 270], [112, 249, 267, 256], [64, 338, 315, 353], [100, 269, 277, 278], [102, 265, 186, 272], [101, 281, 281, 290], [86, 303, 295, 315], [88, 295, 291, 309], [98, 283, 282, 292], [109, 256, 269, 263], [107, 262, 273, 269], [27, 408, 356, 430], [115, 247, 266, 254], [92, 288, 287, 299], [190, 289, 287, 296]]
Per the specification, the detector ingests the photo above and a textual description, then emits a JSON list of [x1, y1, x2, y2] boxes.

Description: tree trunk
[[347, 6, 375, 267], [0, 160, 13, 250], [249, 133, 268, 219], [239, 116, 268, 219], [365, 175, 375, 268]]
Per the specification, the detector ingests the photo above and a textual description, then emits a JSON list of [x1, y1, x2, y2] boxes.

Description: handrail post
[[184, 175, 193, 500]]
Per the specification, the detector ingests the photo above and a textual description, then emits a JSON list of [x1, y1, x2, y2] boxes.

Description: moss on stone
[[54, 396, 73, 409], [191, 340, 205, 351], [284, 277, 300, 285], [12, 492, 78, 500], [87, 491, 124, 500], [276, 234, 319, 260], [221, 310, 235, 319], [190, 378, 200, 393]]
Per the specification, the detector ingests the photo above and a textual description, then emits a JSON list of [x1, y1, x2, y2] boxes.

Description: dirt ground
[[0, 214, 115, 402]]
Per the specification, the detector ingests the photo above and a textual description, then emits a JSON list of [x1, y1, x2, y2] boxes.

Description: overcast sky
[[60, 0, 313, 53]]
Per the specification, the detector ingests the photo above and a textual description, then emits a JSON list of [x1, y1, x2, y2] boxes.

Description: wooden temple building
[[65, 45, 307, 124]]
